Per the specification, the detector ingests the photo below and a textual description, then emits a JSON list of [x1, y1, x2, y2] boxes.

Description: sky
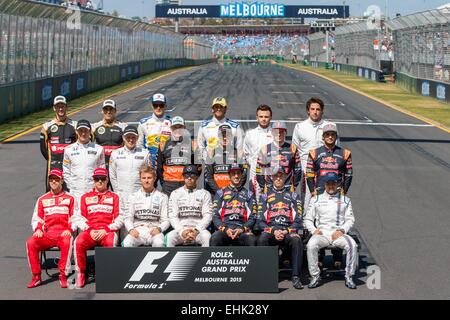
[[101, 0, 449, 19]]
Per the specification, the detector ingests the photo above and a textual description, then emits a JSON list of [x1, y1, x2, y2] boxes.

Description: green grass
[[281, 63, 450, 129], [0, 66, 193, 142]]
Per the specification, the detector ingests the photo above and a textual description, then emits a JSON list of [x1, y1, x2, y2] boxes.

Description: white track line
[[272, 91, 321, 94], [126, 120, 433, 127]]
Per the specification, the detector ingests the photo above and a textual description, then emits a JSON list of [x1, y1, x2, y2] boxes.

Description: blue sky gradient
[[102, 0, 449, 19]]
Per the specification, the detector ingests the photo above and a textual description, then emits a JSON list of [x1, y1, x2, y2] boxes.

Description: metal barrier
[[0, 0, 215, 124], [0, 0, 189, 85]]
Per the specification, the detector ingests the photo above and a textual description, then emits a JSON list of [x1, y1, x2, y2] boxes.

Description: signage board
[[155, 3, 349, 19], [96, 247, 279, 293]]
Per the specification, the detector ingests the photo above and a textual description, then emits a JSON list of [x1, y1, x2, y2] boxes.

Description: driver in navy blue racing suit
[[257, 168, 304, 290], [210, 164, 258, 246]]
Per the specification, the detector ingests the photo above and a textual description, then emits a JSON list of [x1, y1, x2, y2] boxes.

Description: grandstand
[[200, 34, 308, 58]]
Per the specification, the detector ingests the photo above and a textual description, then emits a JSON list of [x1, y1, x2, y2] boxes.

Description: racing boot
[[76, 272, 85, 289], [27, 275, 42, 288], [59, 274, 68, 288], [292, 276, 304, 290], [307, 275, 321, 289], [345, 276, 357, 289]]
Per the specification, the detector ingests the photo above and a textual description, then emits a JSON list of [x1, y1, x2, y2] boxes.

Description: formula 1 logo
[[129, 251, 202, 282]]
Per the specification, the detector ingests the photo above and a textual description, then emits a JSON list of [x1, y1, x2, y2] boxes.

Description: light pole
[[343, 0, 346, 20]]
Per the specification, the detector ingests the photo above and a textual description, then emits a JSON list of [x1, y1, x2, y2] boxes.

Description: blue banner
[[155, 4, 349, 19]]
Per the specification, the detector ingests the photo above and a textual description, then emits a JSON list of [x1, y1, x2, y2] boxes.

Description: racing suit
[[306, 145, 353, 195], [257, 186, 303, 277], [62, 141, 105, 201], [137, 113, 171, 168], [122, 189, 170, 247], [26, 191, 76, 277], [73, 189, 122, 273], [108, 146, 151, 199], [92, 120, 126, 168], [40, 118, 77, 190], [204, 145, 247, 195], [210, 186, 257, 246], [157, 136, 197, 196], [243, 125, 273, 197], [197, 116, 244, 162], [304, 192, 357, 278], [256, 141, 302, 193], [292, 118, 339, 210], [167, 187, 212, 247]]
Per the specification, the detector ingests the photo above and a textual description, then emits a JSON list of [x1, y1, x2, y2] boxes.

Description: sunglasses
[[94, 177, 107, 182], [183, 173, 198, 179], [153, 104, 166, 109]]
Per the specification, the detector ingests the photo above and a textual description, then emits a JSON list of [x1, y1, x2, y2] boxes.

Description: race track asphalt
[[0, 62, 449, 300]]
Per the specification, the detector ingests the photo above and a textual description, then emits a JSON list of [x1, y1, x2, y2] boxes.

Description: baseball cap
[[322, 122, 338, 133], [183, 165, 200, 176], [76, 119, 91, 131], [53, 95, 67, 105], [272, 167, 288, 175], [48, 168, 63, 179], [228, 164, 244, 173], [272, 121, 287, 131], [123, 125, 138, 136], [324, 172, 339, 183], [212, 97, 227, 108], [92, 168, 108, 178], [151, 93, 166, 104], [171, 116, 185, 127], [102, 99, 116, 109]]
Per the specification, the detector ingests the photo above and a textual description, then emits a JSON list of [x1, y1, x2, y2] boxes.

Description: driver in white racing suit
[[292, 97, 339, 211], [304, 172, 358, 290], [167, 165, 212, 247], [122, 165, 170, 247], [197, 97, 244, 162]]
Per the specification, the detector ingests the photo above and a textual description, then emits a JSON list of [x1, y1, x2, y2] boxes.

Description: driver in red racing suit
[[72, 168, 122, 288], [26, 168, 76, 289]]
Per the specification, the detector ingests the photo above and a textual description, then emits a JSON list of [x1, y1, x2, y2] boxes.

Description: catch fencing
[[0, 0, 214, 124], [386, 7, 450, 85], [307, 20, 392, 72]]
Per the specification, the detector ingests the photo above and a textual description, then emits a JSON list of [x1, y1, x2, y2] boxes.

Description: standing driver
[[40, 95, 77, 191], [305, 172, 358, 290]]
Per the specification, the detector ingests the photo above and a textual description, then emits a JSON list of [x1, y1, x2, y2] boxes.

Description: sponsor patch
[[50, 125, 58, 133], [59, 198, 71, 206], [102, 197, 114, 204], [97, 126, 106, 135], [85, 196, 98, 204], [42, 199, 55, 207]]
